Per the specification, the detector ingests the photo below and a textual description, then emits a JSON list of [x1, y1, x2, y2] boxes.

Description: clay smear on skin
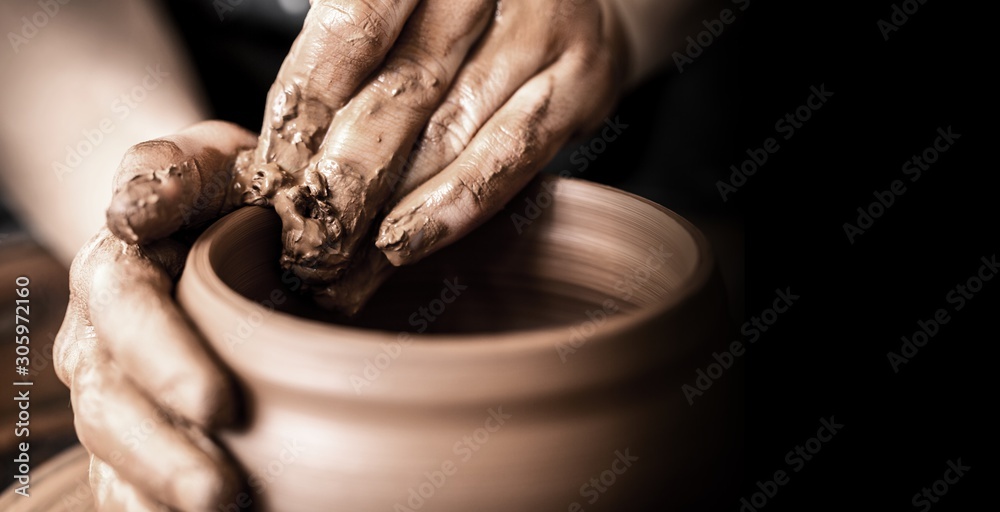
[[228, 1, 501, 313], [113, 1, 545, 315]]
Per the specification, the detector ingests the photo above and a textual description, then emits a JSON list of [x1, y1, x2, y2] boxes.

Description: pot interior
[[210, 178, 702, 335]]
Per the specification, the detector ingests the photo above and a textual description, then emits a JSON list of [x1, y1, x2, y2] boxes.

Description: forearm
[[0, 0, 206, 264]]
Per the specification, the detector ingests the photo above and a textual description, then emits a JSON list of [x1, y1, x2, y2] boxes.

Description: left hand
[[55, 121, 257, 511]]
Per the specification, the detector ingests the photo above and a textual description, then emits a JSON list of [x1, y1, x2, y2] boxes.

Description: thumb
[[106, 120, 256, 244]]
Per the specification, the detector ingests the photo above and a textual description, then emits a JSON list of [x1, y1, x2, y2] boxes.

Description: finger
[[54, 232, 108, 387], [282, 0, 421, 108], [85, 233, 234, 428], [72, 354, 238, 511], [393, 1, 566, 197], [313, 241, 396, 315], [251, 0, 422, 175], [377, 57, 600, 266], [106, 120, 256, 244], [90, 455, 167, 512], [273, 0, 495, 281], [52, 298, 95, 388]]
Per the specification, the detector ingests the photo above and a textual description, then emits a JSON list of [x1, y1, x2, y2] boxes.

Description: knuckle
[[124, 139, 182, 162], [566, 38, 604, 70], [88, 261, 138, 317], [425, 98, 475, 153], [52, 329, 76, 385], [88, 457, 119, 507], [453, 173, 489, 216], [312, 0, 395, 59], [373, 53, 447, 112], [69, 363, 106, 438], [556, 0, 598, 22], [70, 229, 127, 287], [442, 0, 497, 33], [113, 140, 183, 192], [68, 231, 107, 280], [492, 123, 535, 162]]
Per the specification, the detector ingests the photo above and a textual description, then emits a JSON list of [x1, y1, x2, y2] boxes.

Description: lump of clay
[[107, 81, 405, 316], [229, 82, 397, 316]]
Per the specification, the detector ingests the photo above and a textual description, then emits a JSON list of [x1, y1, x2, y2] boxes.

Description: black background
[[739, 1, 989, 511]]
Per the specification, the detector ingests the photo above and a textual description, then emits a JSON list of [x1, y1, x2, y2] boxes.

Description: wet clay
[[227, 79, 393, 314], [103, 87, 399, 315], [223, 0, 494, 314], [106, 0, 594, 315], [172, 176, 737, 512]]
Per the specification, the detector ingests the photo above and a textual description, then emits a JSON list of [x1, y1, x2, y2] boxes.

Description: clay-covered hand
[[235, 0, 628, 312], [54, 121, 256, 511]]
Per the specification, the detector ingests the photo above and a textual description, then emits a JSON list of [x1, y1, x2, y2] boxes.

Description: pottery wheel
[[0, 445, 94, 511]]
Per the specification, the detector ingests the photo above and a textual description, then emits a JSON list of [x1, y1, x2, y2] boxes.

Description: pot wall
[[177, 177, 737, 511]]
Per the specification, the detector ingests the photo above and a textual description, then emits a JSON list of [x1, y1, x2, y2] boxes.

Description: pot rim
[[184, 176, 714, 352]]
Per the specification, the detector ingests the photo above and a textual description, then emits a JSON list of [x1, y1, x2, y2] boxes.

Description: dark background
[[2, 0, 989, 509], [737, 1, 988, 511]]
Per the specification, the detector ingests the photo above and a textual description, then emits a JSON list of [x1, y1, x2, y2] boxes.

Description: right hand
[[54, 121, 257, 511], [234, 0, 626, 312]]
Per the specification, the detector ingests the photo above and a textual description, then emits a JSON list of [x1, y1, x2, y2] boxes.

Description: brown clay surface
[[174, 176, 736, 511]]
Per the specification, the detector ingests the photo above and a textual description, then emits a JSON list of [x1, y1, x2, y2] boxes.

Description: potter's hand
[[237, 0, 626, 310], [374, 0, 628, 264], [54, 121, 256, 511]]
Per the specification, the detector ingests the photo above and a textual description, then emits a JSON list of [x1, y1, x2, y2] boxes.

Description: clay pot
[[176, 176, 736, 511]]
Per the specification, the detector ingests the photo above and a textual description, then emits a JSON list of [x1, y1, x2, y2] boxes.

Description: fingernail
[[376, 212, 431, 266], [106, 193, 140, 244], [106, 164, 191, 243]]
